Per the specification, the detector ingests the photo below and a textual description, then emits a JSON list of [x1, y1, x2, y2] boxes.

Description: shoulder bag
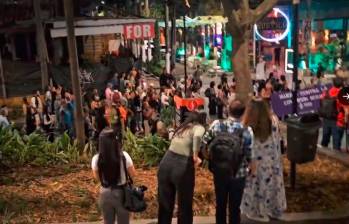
[[122, 156, 147, 212]]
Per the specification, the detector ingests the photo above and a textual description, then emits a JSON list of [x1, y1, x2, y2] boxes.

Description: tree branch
[[232, 10, 241, 24], [241, 0, 250, 15], [252, 0, 278, 23], [221, 0, 242, 33]]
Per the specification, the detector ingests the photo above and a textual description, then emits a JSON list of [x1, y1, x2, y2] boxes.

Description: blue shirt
[[0, 115, 9, 128], [202, 117, 254, 178]]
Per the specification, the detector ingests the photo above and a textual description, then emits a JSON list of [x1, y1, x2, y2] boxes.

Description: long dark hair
[[97, 127, 123, 188], [243, 98, 272, 142], [173, 111, 206, 137]]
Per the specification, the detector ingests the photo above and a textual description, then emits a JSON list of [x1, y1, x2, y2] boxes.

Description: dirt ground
[[1, 155, 349, 223]]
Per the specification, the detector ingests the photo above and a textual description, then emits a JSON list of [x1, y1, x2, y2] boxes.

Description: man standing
[[319, 77, 344, 151], [202, 100, 254, 224]]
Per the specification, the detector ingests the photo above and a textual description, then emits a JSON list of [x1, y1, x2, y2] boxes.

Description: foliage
[[0, 127, 95, 168], [145, 60, 164, 77], [123, 129, 169, 167], [149, 2, 165, 19], [160, 106, 176, 128]]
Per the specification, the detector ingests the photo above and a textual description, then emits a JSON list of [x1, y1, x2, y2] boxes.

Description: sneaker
[[246, 213, 270, 222]]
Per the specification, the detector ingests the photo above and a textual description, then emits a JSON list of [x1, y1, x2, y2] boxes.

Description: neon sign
[[254, 8, 291, 43]]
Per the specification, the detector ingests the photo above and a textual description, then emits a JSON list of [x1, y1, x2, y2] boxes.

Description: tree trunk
[[232, 37, 252, 103], [0, 53, 6, 98], [64, 0, 85, 148], [34, 0, 49, 91], [144, 0, 150, 17]]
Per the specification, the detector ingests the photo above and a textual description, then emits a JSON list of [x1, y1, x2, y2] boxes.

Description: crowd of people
[[19, 67, 177, 141], [2, 60, 348, 224], [86, 64, 288, 224]]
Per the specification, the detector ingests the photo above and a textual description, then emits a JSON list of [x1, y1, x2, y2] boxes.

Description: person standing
[[23, 97, 35, 134], [105, 83, 114, 102], [205, 81, 217, 117], [319, 78, 344, 151], [44, 86, 53, 114], [241, 99, 286, 222], [202, 100, 254, 224], [216, 84, 226, 119], [256, 57, 267, 82], [158, 112, 206, 224], [0, 109, 9, 128], [91, 127, 136, 224], [31, 90, 43, 116]]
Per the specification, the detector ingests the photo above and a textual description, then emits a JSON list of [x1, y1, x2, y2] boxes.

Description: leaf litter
[[0, 155, 349, 223]]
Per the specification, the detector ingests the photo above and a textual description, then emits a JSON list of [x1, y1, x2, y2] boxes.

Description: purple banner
[[271, 85, 332, 117]]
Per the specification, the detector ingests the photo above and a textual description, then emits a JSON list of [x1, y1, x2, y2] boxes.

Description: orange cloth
[[119, 106, 128, 124], [174, 95, 205, 111]]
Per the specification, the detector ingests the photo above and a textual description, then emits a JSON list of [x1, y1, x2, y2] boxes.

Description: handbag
[[122, 156, 147, 212]]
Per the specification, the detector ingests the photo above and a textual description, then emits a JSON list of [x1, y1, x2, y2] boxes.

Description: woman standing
[[241, 99, 286, 222], [91, 127, 136, 224], [157, 112, 206, 224], [216, 84, 226, 119], [207, 81, 217, 117]]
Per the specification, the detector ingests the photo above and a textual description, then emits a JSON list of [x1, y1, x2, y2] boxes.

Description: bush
[[145, 60, 164, 77], [0, 126, 95, 168], [123, 129, 169, 167], [160, 106, 176, 128]]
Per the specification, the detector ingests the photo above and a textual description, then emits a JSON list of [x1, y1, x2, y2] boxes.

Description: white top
[[31, 96, 43, 112], [45, 91, 52, 101], [256, 61, 266, 80], [91, 151, 133, 187]]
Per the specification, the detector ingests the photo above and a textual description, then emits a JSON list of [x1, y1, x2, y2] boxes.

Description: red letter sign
[[124, 23, 155, 40]]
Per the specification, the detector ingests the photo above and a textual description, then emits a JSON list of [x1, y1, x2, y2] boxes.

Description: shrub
[[123, 129, 169, 167], [0, 126, 95, 168]]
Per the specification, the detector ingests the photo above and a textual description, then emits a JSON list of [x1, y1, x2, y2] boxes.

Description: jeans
[[217, 104, 224, 119], [158, 151, 195, 224], [99, 188, 129, 224], [321, 119, 344, 150], [213, 174, 246, 224]]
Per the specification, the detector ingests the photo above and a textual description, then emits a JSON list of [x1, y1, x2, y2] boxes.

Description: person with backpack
[[241, 99, 286, 222], [157, 112, 206, 224], [319, 77, 344, 150], [91, 126, 136, 224], [202, 100, 254, 224]]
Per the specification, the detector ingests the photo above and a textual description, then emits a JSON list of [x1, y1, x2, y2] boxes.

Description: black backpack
[[204, 88, 211, 98], [319, 90, 338, 120], [208, 121, 245, 177]]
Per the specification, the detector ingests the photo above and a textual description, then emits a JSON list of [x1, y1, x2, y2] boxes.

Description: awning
[[50, 18, 156, 38], [158, 15, 228, 28]]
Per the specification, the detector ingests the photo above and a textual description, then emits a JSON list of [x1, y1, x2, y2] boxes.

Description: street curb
[[317, 147, 349, 167]]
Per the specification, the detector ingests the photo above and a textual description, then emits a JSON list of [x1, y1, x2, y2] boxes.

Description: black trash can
[[286, 113, 321, 164]]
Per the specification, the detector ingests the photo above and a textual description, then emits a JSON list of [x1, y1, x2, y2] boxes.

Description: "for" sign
[[124, 23, 155, 40]]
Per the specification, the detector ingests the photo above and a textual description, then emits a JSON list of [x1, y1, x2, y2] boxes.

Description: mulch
[[1, 155, 349, 223]]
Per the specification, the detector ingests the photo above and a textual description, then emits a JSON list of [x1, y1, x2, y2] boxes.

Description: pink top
[[105, 87, 113, 101]]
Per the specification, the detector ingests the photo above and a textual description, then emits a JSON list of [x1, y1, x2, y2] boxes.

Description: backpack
[[319, 90, 338, 120], [204, 88, 211, 98], [190, 79, 202, 92], [208, 121, 245, 177]]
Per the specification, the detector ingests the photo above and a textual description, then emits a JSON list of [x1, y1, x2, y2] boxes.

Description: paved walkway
[[74, 216, 349, 224]]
